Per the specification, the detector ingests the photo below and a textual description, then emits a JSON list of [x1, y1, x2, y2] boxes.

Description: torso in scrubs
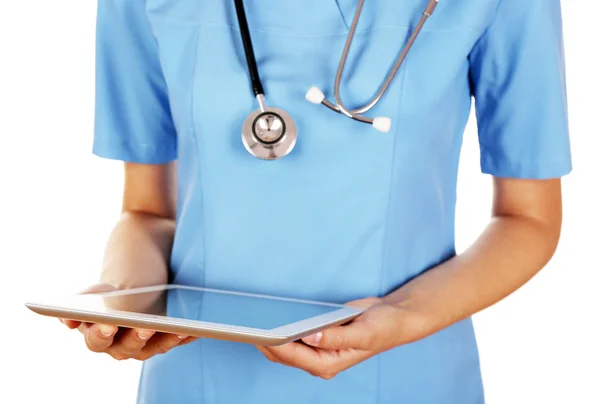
[[93, 0, 572, 403]]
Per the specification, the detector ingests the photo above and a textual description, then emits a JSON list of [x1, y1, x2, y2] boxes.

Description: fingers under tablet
[[83, 323, 118, 352], [60, 318, 81, 329], [136, 333, 186, 360], [109, 328, 155, 359]]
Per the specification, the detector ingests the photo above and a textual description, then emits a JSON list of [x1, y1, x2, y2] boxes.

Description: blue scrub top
[[93, 1, 572, 403]]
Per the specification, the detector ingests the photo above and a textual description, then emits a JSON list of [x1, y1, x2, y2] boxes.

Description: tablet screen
[[96, 287, 341, 330]]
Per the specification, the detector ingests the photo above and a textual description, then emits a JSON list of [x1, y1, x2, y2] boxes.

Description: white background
[[1, 1, 598, 403]]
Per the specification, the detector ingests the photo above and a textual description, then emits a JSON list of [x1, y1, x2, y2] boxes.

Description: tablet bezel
[[25, 284, 364, 346]]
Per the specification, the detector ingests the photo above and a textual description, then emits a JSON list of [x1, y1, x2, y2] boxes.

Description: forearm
[[386, 214, 561, 343], [100, 211, 176, 289]]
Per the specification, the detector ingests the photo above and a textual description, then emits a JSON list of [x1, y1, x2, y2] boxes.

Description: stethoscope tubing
[[326, 0, 439, 124], [234, 0, 264, 97], [234, 0, 439, 159]]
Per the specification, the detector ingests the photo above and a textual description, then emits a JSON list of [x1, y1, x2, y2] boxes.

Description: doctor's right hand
[[59, 284, 198, 361]]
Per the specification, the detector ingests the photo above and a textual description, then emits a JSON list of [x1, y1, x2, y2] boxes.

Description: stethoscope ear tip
[[305, 86, 326, 104], [305, 86, 391, 132], [373, 117, 392, 133]]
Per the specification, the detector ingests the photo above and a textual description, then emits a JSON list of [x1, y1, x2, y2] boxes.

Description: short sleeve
[[93, 0, 177, 164], [469, 0, 572, 179]]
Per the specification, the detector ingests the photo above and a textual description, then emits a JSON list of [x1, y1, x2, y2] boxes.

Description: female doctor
[[61, 0, 572, 403]]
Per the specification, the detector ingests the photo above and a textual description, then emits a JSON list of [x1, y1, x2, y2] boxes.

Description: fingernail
[[99, 326, 116, 337], [138, 331, 153, 340], [303, 332, 322, 346], [177, 335, 187, 339]]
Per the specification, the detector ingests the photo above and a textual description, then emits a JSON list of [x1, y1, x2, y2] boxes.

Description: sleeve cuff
[[480, 148, 572, 179], [93, 136, 177, 164]]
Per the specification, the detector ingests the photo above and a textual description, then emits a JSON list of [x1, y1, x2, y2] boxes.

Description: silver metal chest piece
[[242, 105, 297, 160]]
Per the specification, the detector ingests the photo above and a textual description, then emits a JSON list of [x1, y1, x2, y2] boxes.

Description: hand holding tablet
[[26, 284, 364, 350], [53, 284, 199, 361]]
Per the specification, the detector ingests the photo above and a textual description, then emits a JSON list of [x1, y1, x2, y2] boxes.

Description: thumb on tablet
[[59, 283, 118, 329], [80, 283, 119, 295]]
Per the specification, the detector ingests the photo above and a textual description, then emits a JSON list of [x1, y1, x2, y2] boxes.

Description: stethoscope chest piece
[[242, 105, 297, 160], [235, 0, 297, 160]]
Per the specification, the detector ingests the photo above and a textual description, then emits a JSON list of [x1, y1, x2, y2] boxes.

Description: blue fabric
[[93, 0, 572, 403]]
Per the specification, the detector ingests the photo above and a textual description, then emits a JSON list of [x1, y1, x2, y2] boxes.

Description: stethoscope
[[235, 0, 439, 160]]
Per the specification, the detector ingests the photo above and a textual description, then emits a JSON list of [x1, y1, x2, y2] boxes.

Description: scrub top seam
[[333, 0, 351, 30], [150, 19, 472, 37], [468, 0, 504, 59], [376, 37, 409, 304], [375, 36, 410, 403], [190, 28, 205, 280], [189, 26, 207, 404]]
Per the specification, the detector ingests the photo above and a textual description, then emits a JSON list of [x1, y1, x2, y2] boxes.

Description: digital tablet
[[25, 284, 364, 346]]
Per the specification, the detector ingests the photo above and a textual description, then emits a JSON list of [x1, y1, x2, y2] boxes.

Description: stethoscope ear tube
[[306, 0, 439, 132]]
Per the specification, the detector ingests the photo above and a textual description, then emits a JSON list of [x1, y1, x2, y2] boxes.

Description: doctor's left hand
[[255, 297, 425, 379]]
